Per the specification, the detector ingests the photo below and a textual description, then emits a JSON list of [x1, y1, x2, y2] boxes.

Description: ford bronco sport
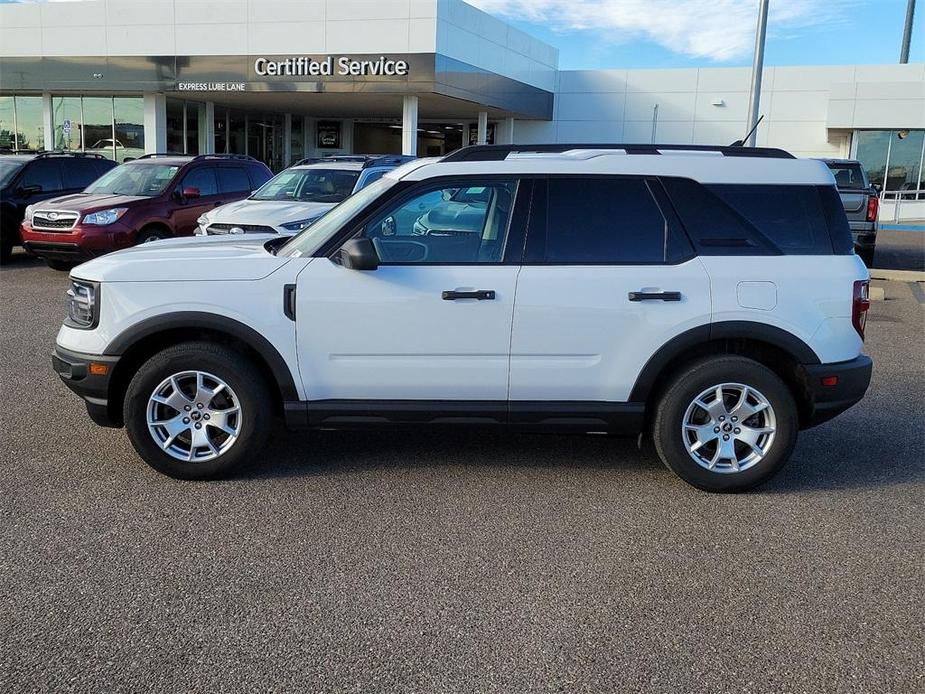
[[52, 144, 872, 492]]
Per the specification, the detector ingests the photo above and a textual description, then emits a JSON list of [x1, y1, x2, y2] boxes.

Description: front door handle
[[442, 289, 496, 300], [628, 291, 682, 302]]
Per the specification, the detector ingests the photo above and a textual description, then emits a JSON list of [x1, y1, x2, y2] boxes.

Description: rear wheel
[[123, 341, 272, 480], [652, 356, 798, 492], [857, 246, 875, 267], [0, 234, 13, 263]]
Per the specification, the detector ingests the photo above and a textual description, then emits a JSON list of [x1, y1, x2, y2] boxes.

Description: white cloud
[[467, 0, 854, 62]]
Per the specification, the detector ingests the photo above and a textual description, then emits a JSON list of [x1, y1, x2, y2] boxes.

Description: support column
[[462, 123, 471, 147], [283, 113, 292, 167], [42, 92, 54, 150], [200, 102, 214, 154], [476, 111, 488, 145], [498, 117, 515, 144], [402, 95, 419, 156], [142, 92, 167, 154]]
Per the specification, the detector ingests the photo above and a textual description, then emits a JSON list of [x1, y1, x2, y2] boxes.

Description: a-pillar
[[402, 95, 418, 156]]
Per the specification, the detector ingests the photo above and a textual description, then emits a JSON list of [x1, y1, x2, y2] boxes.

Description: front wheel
[[652, 356, 798, 492], [123, 342, 272, 479]]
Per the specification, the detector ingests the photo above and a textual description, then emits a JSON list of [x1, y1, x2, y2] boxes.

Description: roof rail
[[192, 153, 258, 162], [33, 150, 110, 160], [441, 143, 796, 162], [136, 152, 190, 159], [294, 154, 416, 169]]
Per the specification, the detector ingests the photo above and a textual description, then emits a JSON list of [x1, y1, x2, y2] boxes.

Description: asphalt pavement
[[1, 251, 922, 693]]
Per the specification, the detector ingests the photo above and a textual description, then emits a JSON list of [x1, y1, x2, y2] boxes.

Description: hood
[[72, 235, 296, 283], [32, 192, 149, 212], [208, 198, 335, 225]]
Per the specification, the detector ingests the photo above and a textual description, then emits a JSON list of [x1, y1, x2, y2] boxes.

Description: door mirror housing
[[182, 186, 201, 200], [18, 183, 42, 197], [339, 238, 379, 271]]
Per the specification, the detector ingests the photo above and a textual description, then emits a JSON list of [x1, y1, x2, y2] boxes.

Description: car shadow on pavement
[[0, 252, 48, 273], [239, 418, 922, 494]]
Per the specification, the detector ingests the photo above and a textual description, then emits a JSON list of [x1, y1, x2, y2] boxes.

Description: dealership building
[[1, 0, 923, 217]]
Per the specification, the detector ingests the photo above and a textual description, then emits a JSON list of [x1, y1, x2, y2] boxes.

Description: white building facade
[[1, 0, 923, 215]]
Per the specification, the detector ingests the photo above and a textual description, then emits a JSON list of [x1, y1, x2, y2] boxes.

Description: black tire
[[137, 226, 170, 245], [123, 341, 273, 480], [652, 356, 798, 493], [46, 259, 75, 271], [857, 246, 875, 267]]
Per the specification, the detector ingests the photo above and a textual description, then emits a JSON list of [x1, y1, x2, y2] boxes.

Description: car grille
[[206, 223, 278, 235], [32, 211, 79, 231]]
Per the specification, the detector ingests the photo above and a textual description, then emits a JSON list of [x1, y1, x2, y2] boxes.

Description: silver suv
[[195, 155, 415, 237]]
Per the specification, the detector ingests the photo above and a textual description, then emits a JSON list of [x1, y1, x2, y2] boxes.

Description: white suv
[[194, 155, 413, 237], [52, 144, 872, 492]]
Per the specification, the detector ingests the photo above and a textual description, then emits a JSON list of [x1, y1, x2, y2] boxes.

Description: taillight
[[852, 280, 870, 339], [866, 194, 879, 222]]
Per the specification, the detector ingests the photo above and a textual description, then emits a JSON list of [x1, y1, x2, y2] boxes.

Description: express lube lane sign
[[254, 56, 410, 78]]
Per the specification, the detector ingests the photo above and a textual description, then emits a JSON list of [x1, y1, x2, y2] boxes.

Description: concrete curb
[[869, 269, 925, 283]]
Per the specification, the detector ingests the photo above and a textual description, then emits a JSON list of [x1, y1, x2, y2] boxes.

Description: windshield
[[826, 163, 869, 190], [278, 176, 396, 258], [0, 160, 25, 187], [251, 168, 360, 203], [85, 163, 180, 196]]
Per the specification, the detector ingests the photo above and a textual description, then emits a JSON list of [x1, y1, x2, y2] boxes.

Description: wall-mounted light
[[91, 73, 103, 79], [711, 98, 725, 107]]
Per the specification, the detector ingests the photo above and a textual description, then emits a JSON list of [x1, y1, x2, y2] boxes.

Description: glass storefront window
[[290, 116, 304, 165], [166, 98, 185, 154], [14, 96, 44, 151], [53, 96, 83, 151], [114, 97, 144, 162], [82, 96, 115, 160], [214, 106, 227, 154], [185, 102, 199, 155], [855, 129, 925, 197], [229, 111, 246, 155], [0, 96, 13, 149]]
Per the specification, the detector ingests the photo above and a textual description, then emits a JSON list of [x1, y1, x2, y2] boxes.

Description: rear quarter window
[[708, 184, 833, 254], [247, 166, 272, 190]]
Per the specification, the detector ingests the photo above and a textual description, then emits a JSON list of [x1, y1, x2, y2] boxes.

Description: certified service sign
[[254, 55, 409, 77]]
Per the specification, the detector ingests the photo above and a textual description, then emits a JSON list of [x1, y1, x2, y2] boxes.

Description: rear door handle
[[628, 291, 682, 302], [442, 289, 496, 300]]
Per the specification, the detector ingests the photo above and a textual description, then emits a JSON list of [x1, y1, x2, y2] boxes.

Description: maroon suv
[[20, 154, 272, 270]]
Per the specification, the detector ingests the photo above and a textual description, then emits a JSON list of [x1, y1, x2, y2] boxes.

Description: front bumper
[[802, 355, 873, 427], [52, 345, 122, 428], [21, 220, 136, 260]]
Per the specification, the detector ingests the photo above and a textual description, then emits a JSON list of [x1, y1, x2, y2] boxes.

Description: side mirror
[[872, 183, 882, 193], [338, 238, 379, 271], [182, 186, 201, 200], [19, 183, 42, 197]]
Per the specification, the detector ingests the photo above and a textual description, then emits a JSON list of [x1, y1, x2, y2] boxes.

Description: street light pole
[[900, 0, 916, 63], [745, 0, 770, 147]]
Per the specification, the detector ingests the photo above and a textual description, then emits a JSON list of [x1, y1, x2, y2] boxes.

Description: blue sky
[[470, 0, 923, 69], [3, 0, 922, 69]]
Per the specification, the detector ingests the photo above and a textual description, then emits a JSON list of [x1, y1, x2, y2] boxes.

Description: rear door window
[[61, 158, 104, 189], [21, 159, 62, 193], [533, 177, 670, 263], [247, 166, 272, 190], [217, 166, 251, 194]]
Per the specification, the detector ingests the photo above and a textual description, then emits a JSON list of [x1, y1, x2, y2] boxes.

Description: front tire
[[123, 342, 272, 480], [652, 356, 798, 492]]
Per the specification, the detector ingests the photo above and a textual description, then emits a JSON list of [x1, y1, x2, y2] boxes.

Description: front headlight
[[280, 217, 320, 232], [23, 204, 35, 222], [196, 213, 211, 227], [82, 208, 127, 226], [65, 279, 99, 329]]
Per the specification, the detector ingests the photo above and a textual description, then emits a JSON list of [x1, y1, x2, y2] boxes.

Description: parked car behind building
[[20, 153, 272, 269]]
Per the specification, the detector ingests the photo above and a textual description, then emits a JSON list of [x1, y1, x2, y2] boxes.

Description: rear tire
[[123, 341, 273, 480], [0, 235, 13, 263], [857, 246, 875, 267], [46, 259, 74, 271], [652, 356, 798, 492]]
